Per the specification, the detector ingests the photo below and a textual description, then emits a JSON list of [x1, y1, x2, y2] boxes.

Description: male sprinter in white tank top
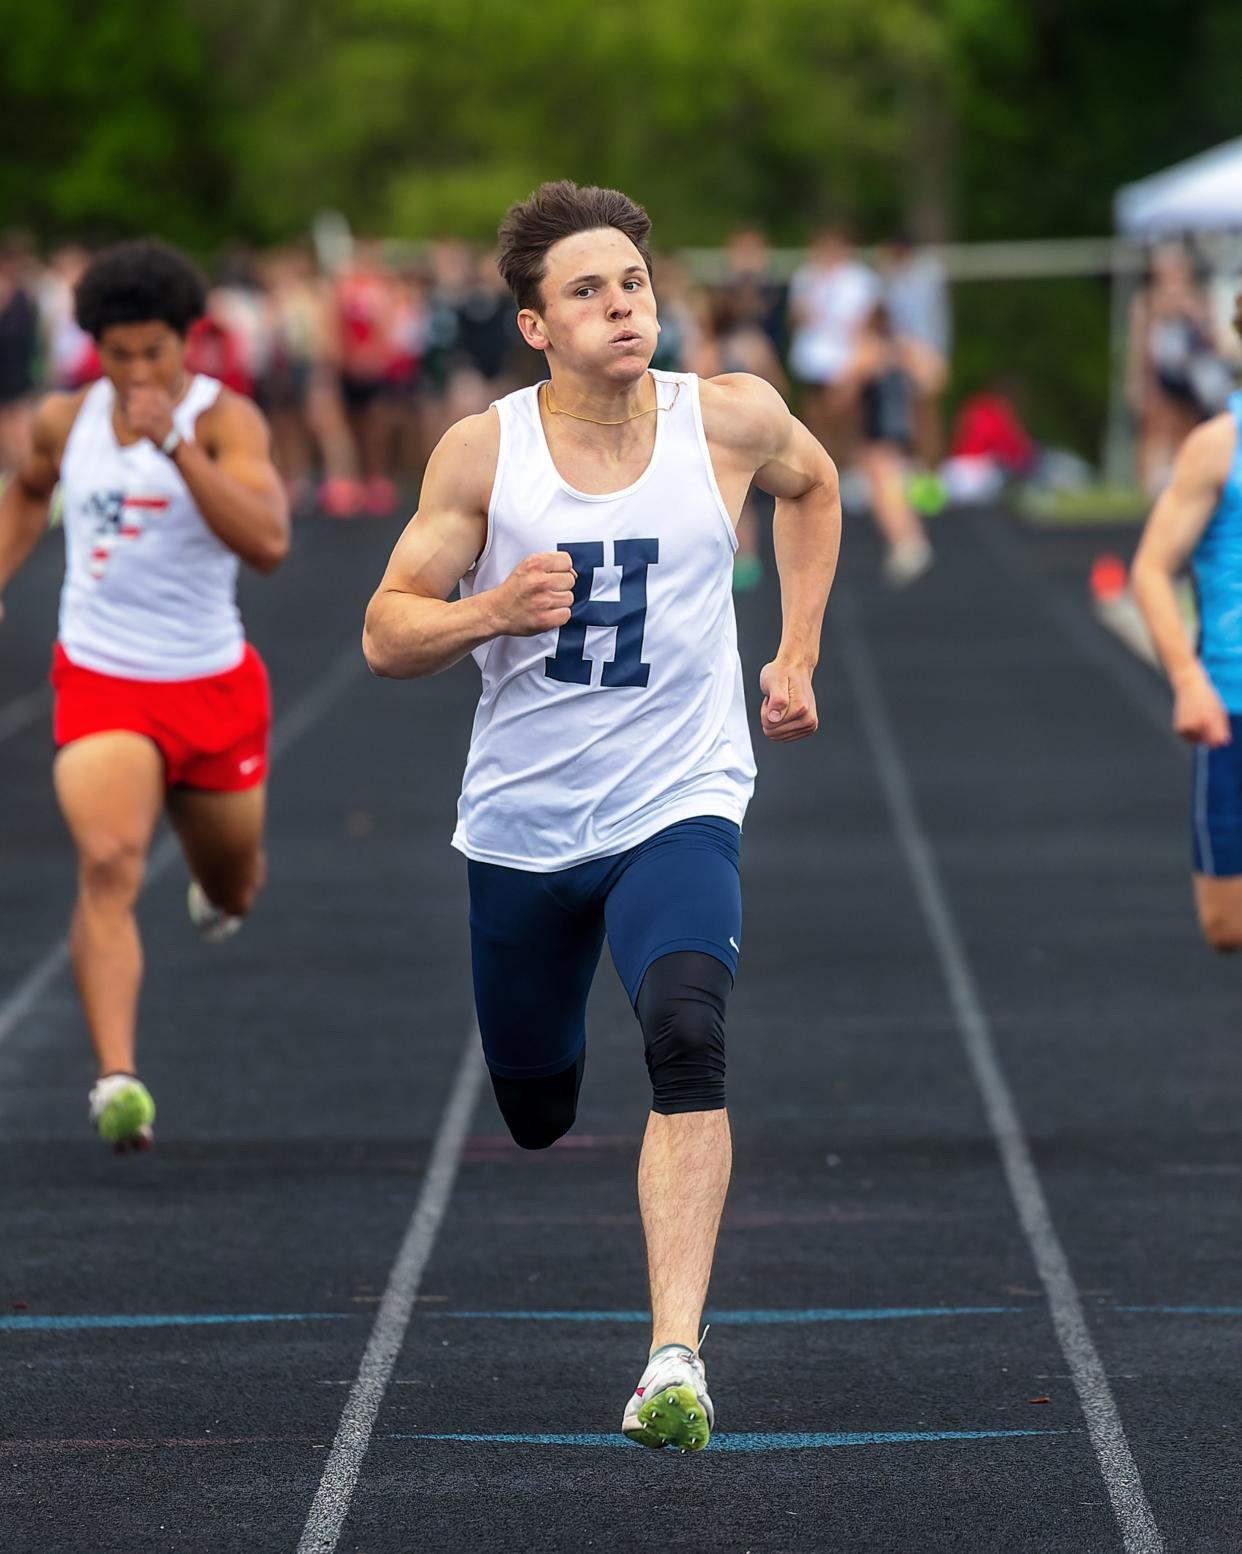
[[0, 241, 289, 1151], [364, 183, 840, 1450]]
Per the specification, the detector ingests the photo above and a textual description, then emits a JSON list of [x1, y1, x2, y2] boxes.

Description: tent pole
[[1103, 239, 1139, 487]]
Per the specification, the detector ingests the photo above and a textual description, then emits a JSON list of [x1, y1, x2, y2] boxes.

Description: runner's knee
[[636, 952, 730, 1116], [489, 1048, 584, 1150], [77, 834, 146, 905]]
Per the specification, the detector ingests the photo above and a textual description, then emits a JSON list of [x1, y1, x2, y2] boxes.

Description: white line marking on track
[[0, 685, 50, 746], [0, 940, 70, 1050], [269, 645, 364, 763], [835, 594, 1165, 1554], [297, 1032, 485, 1554], [0, 640, 365, 1050]]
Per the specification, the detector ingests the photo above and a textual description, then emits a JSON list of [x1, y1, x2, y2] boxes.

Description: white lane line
[[834, 595, 1165, 1554], [970, 515, 1176, 746], [0, 640, 365, 1051], [0, 685, 50, 746], [297, 1032, 485, 1554], [0, 940, 70, 1050], [269, 645, 365, 762]]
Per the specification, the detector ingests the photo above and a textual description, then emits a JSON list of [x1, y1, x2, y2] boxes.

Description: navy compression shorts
[[1192, 722, 1242, 877], [467, 815, 742, 1079]]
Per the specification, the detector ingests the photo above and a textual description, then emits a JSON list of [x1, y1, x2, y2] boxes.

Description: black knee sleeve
[[636, 951, 731, 1115], [489, 1047, 585, 1150]]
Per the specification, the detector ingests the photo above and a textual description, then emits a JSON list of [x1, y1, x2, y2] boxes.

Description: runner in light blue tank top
[[1191, 390, 1242, 712], [1133, 293, 1242, 949]]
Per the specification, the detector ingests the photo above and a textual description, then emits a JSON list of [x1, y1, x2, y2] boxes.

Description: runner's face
[[97, 322, 187, 399], [523, 228, 657, 382]]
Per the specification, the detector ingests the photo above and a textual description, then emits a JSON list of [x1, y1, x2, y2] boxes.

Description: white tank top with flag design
[[57, 373, 245, 680], [453, 369, 756, 871]]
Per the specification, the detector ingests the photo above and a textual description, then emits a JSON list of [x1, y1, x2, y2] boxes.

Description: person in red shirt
[[949, 387, 1036, 472], [333, 242, 399, 516]]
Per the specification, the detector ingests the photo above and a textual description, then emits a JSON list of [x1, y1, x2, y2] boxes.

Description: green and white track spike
[[634, 1383, 711, 1452], [89, 1076, 156, 1152], [621, 1343, 715, 1451]]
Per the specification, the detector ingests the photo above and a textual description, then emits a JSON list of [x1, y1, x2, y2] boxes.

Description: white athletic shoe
[[187, 881, 243, 944], [882, 536, 934, 589], [621, 1341, 714, 1452], [88, 1074, 155, 1153]]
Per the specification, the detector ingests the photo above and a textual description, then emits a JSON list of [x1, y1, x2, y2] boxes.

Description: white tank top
[[453, 370, 756, 871], [57, 374, 245, 680]]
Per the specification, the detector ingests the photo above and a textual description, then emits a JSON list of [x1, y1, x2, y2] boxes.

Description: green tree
[[0, 0, 227, 247], [223, 0, 955, 245]]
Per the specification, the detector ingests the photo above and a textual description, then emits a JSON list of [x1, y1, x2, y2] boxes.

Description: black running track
[[3, 507, 1239, 1554]]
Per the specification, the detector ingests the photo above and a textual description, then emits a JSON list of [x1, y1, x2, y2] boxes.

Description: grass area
[[1014, 484, 1147, 528]]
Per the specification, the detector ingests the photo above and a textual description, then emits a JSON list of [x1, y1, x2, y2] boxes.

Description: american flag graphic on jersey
[[87, 488, 170, 579]]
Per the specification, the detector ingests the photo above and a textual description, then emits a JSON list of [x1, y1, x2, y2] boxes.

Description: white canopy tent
[[1116, 136, 1242, 239], [1102, 138, 1242, 480]]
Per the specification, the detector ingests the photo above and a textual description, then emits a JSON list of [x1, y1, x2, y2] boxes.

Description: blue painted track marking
[[9, 1304, 1229, 1339], [0, 1313, 353, 1332], [443, 1306, 1029, 1324], [1118, 1306, 1242, 1316], [395, 1429, 1067, 1452]]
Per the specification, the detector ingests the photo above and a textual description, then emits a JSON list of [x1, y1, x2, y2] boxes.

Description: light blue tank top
[[1192, 391, 1242, 712]]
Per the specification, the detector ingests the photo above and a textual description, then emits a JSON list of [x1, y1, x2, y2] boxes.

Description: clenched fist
[[1173, 664, 1231, 749], [759, 658, 819, 743], [492, 551, 578, 637], [122, 387, 176, 448]]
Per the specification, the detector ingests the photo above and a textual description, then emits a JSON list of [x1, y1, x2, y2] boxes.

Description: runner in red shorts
[[0, 240, 290, 1151]]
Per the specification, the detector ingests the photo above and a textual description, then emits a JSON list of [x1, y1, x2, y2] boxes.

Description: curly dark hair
[[497, 181, 652, 313], [74, 239, 208, 340]]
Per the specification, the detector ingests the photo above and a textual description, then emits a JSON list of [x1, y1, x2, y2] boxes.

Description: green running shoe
[[89, 1075, 155, 1153], [621, 1342, 714, 1452]]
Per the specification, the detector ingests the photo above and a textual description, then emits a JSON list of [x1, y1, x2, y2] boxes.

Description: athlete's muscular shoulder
[[698, 372, 791, 468], [699, 371, 836, 503], [1176, 411, 1236, 489], [36, 388, 89, 458], [380, 409, 499, 600], [194, 387, 272, 458], [17, 390, 88, 496], [423, 407, 500, 523]]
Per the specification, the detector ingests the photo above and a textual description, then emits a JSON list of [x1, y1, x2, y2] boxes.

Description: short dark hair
[[497, 180, 653, 313], [74, 239, 208, 340]]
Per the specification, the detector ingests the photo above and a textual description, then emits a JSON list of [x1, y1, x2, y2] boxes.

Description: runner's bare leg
[[53, 732, 165, 1076], [166, 784, 267, 916], [639, 1107, 732, 1352]]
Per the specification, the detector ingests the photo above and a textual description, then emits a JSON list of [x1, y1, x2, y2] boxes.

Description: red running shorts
[[50, 642, 271, 791]]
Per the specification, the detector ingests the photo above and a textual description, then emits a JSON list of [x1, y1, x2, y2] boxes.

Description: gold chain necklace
[[542, 378, 679, 426]]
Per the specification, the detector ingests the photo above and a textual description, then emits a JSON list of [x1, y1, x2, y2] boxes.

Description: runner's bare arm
[[0, 393, 81, 621], [363, 412, 576, 679], [1131, 414, 1235, 747], [156, 391, 290, 573], [701, 374, 841, 743]]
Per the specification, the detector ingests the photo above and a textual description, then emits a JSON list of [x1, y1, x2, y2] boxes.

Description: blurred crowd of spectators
[[0, 224, 975, 582], [4, 228, 1239, 529], [0, 233, 533, 519]]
